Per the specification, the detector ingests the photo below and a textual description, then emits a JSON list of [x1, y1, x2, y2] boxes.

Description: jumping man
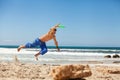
[[17, 24, 60, 60]]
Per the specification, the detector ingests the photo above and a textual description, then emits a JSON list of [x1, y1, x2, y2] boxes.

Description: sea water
[[0, 45, 120, 64]]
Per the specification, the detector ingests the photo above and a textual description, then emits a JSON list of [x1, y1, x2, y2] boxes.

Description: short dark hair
[[54, 29, 57, 31]]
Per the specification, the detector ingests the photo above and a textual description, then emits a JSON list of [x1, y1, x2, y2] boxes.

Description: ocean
[[0, 45, 120, 64]]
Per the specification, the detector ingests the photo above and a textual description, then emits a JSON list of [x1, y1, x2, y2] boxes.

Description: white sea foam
[[0, 48, 120, 64], [0, 48, 116, 56]]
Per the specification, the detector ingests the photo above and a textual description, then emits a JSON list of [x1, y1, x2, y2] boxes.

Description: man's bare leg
[[17, 45, 25, 52], [34, 52, 40, 61]]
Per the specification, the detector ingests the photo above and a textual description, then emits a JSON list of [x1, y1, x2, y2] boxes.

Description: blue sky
[[0, 0, 120, 47]]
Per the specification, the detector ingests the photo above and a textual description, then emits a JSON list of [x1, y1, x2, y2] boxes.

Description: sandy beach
[[0, 61, 119, 80]]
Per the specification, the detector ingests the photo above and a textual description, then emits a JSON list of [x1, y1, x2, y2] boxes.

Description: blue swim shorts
[[25, 38, 48, 55]]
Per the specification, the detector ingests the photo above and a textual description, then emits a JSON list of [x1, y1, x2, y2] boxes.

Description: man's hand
[[53, 23, 60, 29], [57, 48, 60, 52], [56, 46, 60, 52]]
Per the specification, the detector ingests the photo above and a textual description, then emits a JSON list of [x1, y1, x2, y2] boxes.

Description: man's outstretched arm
[[51, 23, 60, 29], [53, 37, 60, 51]]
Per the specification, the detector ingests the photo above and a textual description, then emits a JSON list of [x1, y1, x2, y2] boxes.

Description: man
[[17, 24, 60, 60]]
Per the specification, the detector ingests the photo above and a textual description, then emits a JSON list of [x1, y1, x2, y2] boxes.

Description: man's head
[[49, 28, 57, 35]]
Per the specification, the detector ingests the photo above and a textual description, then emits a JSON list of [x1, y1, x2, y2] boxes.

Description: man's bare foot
[[35, 56, 38, 61], [34, 53, 40, 61], [34, 54, 38, 61], [17, 46, 21, 52], [17, 45, 25, 52]]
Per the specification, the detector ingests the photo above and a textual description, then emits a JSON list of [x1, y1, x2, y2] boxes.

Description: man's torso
[[40, 33, 55, 42]]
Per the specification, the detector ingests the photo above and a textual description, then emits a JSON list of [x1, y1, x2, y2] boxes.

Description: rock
[[113, 61, 120, 63], [50, 64, 92, 80], [104, 55, 111, 58], [113, 54, 120, 58]]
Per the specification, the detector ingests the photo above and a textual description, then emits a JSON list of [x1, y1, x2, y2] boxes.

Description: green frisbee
[[58, 24, 65, 28]]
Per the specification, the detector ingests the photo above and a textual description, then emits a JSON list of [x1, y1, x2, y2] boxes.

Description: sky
[[0, 0, 120, 47]]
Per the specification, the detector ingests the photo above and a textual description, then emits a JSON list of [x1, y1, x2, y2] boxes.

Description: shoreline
[[0, 48, 120, 65], [1, 58, 120, 65]]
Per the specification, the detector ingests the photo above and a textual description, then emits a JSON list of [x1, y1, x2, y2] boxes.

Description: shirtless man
[[17, 24, 60, 60]]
